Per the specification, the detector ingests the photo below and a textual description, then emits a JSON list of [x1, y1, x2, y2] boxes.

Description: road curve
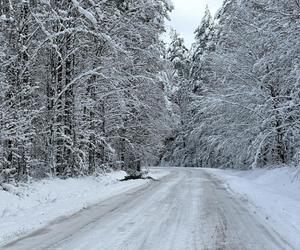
[[1, 168, 294, 250]]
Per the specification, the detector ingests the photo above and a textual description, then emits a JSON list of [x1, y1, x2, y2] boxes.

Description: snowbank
[[206, 167, 300, 247], [0, 168, 170, 246]]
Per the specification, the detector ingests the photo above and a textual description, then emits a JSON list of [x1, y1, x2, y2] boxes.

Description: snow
[[1, 168, 298, 249], [0, 169, 170, 247], [205, 167, 300, 247], [145, 167, 170, 179], [72, 0, 97, 24], [164, 0, 174, 10]]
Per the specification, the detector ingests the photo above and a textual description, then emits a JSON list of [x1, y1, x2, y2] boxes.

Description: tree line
[[0, 0, 174, 184], [2, 0, 298, 183]]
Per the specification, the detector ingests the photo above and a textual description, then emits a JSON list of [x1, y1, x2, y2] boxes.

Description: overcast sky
[[167, 0, 224, 48]]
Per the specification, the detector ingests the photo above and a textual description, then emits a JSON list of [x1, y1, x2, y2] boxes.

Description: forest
[[0, 0, 300, 184], [0, 0, 175, 183]]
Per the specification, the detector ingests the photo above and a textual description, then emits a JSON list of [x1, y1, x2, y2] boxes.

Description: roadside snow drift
[[0, 169, 169, 246], [206, 167, 300, 247]]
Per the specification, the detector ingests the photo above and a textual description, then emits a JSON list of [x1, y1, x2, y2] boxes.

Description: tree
[[190, 5, 215, 94]]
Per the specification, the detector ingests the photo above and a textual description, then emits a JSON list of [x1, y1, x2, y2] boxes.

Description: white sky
[[167, 0, 224, 48]]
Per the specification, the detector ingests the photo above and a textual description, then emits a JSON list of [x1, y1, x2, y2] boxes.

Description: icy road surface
[[1, 168, 293, 250]]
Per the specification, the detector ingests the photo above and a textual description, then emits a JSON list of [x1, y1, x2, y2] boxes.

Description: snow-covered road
[[1, 168, 294, 250]]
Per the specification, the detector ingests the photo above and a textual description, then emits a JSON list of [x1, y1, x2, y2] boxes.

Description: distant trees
[[0, 0, 173, 184], [160, 31, 190, 166], [166, 0, 300, 169]]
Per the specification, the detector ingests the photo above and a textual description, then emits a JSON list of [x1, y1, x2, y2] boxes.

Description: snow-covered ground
[[2, 167, 293, 250], [0, 168, 169, 246], [206, 167, 300, 247]]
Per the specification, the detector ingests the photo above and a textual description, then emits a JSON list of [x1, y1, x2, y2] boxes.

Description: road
[[1, 168, 293, 250]]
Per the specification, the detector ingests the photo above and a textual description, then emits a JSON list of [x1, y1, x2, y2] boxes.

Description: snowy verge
[[144, 167, 171, 180], [205, 167, 300, 247], [0, 168, 170, 246]]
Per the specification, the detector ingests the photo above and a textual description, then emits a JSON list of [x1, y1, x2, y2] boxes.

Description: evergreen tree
[[190, 5, 215, 94]]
